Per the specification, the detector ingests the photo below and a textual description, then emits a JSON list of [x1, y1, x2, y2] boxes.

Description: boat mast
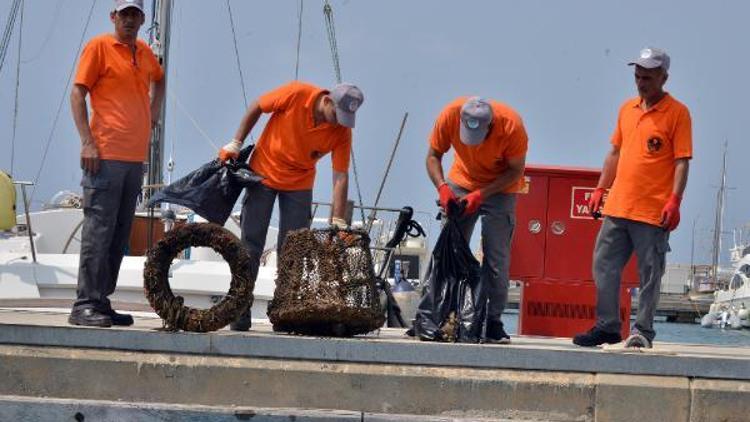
[[145, 0, 172, 202], [710, 142, 728, 288]]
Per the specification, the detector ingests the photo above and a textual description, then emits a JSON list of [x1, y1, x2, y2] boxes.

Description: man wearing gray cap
[[219, 81, 364, 331], [68, 0, 165, 327], [426, 96, 529, 343], [574, 47, 692, 348]]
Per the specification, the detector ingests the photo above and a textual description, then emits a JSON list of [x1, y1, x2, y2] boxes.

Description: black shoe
[[573, 327, 622, 347], [106, 309, 134, 326], [230, 308, 252, 331], [484, 320, 511, 344], [68, 308, 112, 327]]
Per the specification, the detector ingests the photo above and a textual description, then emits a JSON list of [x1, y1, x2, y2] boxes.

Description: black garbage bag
[[147, 145, 262, 225], [413, 203, 485, 343]]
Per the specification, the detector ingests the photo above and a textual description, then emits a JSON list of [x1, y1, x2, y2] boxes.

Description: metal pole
[[17, 182, 36, 263], [366, 112, 408, 233], [690, 216, 698, 293], [145, 0, 172, 205]]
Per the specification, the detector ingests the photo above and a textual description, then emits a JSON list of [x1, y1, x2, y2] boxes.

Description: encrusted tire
[[143, 223, 256, 332]]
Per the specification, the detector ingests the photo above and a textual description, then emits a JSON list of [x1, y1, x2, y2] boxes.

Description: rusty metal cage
[[268, 228, 385, 336]]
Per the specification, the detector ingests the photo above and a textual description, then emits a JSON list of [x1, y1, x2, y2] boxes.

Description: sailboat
[[0, 0, 428, 326]]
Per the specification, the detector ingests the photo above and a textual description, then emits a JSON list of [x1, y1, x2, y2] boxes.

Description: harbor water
[[501, 311, 750, 347]]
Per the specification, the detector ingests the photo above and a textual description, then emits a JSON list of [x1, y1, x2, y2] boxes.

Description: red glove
[[438, 183, 458, 215], [588, 187, 606, 218], [661, 193, 682, 231], [461, 190, 483, 216]]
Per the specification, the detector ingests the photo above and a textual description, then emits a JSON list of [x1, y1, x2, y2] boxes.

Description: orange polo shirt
[[603, 93, 692, 226], [249, 81, 352, 191], [429, 97, 528, 192], [74, 34, 164, 162]]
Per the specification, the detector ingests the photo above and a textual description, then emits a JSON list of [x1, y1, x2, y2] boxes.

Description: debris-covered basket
[[268, 228, 385, 336]]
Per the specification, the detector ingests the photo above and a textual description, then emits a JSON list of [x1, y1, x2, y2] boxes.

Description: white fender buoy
[[700, 313, 716, 328]]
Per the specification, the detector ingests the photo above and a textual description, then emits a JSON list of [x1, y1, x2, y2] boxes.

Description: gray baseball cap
[[114, 0, 144, 13], [459, 97, 493, 145], [330, 83, 364, 128], [628, 47, 670, 71]]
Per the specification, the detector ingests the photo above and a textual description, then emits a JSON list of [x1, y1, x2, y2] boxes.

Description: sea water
[[501, 311, 750, 346]]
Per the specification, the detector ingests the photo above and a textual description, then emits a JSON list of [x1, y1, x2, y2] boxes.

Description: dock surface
[[0, 308, 748, 421]]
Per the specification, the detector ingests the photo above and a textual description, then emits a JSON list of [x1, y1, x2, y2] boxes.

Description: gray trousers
[[240, 183, 312, 268], [448, 181, 517, 323], [74, 160, 143, 312], [594, 216, 670, 341]]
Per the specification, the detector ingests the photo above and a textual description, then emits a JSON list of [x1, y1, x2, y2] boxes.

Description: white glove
[[331, 217, 348, 229], [218, 138, 242, 161]]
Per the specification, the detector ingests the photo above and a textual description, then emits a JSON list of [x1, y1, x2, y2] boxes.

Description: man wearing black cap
[[219, 81, 364, 331], [573, 47, 692, 349], [426, 96, 529, 343]]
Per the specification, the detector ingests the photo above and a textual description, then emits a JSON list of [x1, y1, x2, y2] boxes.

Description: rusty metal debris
[[143, 223, 257, 332], [268, 228, 385, 337]]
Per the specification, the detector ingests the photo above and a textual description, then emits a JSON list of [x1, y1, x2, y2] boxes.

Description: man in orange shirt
[[426, 97, 528, 343], [68, 0, 165, 327], [574, 47, 691, 348], [219, 81, 364, 331]]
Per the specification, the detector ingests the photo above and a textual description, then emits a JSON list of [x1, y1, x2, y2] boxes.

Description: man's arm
[[470, 155, 526, 199], [596, 145, 621, 189], [331, 170, 349, 221], [70, 84, 99, 174], [233, 101, 264, 142], [150, 78, 166, 128], [426, 147, 446, 188], [672, 158, 689, 196]]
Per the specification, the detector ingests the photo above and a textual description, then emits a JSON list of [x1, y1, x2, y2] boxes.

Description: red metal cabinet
[[511, 165, 638, 284], [509, 165, 638, 338]]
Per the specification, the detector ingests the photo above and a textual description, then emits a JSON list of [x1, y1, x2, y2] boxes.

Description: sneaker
[[572, 327, 622, 347], [623, 333, 652, 349], [484, 320, 511, 344], [230, 307, 252, 331]]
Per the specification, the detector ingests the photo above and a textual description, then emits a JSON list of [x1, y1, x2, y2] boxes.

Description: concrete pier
[[0, 308, 748, 421]]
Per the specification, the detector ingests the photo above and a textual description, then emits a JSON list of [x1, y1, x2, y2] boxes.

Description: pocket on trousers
[[81, 174, 109, 209], [656, 233, 671, 254]]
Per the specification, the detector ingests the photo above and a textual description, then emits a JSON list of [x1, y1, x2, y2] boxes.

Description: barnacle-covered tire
[[143, 223, 256, 332]]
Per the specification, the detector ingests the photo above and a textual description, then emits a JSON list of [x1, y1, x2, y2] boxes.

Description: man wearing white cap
[[573, 47, 692, 348], [219, 81, 364, 331], [426, 97, 529, 343], [68, 0, 165, 327]]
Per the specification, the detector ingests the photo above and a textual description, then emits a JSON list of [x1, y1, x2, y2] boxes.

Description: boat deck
[[0, 307, 748, 381]]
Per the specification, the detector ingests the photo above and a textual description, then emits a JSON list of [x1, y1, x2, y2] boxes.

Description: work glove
[[660, 193, 682, 231], [461, 189, 483, 216], [438, 183, 459, 215], [218, 138, 242, 162], [588, 187, 606, 219], [331, 217, 348, 230]]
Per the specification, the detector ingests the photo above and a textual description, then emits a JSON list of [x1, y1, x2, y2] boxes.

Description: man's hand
[[80, 140, 100, 175], [661, 193, 682, 231], [438, 183, 458, 215], [589, 187, 606, 219], [461, 190, 483, 216], [219, 138, 242, 162]]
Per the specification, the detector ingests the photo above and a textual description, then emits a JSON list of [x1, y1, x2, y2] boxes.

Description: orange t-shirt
[[74, 34, 164, 162], [249, 81, 352, 191], [429, 97, 528, 192], [603, 94, 692, 226]]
